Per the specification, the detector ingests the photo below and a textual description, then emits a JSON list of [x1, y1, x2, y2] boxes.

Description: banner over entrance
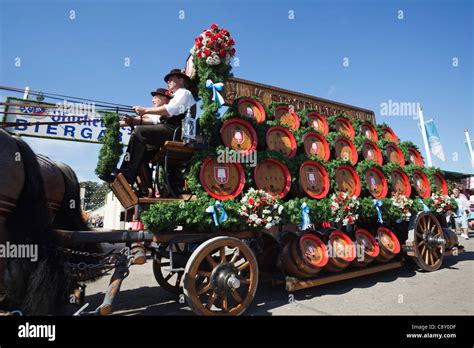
[[2, 97, 131, 144]]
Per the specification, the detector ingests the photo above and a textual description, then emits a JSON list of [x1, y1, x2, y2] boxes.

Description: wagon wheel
[[152, 243, 186, 294], [183, 236, 258, 316], [408, 212, 445, 272]]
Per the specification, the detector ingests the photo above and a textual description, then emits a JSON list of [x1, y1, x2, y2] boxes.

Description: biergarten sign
[[2, 97, 132, 144]]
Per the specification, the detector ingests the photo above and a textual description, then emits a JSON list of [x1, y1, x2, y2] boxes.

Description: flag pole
[[418, 106, 433, 167], [23, 87, 30, 100], [464, 129, 474, 169]]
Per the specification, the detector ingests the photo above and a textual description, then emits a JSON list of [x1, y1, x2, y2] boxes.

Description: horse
[[0, 128, 103, 315]]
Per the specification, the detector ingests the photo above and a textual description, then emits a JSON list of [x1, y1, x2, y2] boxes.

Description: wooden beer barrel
[[334, 117, 355, 139], [432, 172, 448, 195], [303, 131, 330, 161], [390, 168, 412, 197], [352, 229, 380, 268], [407, 147, 424, 166], [199, 157, 245, 200], [307, 111, 329, 135], [360, 122, 378, 142], [361, 140, 383, 165], [364, 167, 388, 199], [299, 160, 330, 199], [335, 165, 361, 197], [254, 158, 292, 198], [381, 126, 398, 144], [325, 230, 356, 272], [220, 118, 257, 154], [412, 169, 431, 199], [281, 233, 329, 278], [236, 98, 266, 123], [334, 136, 358, 165], [266, 126, 297, 159], [375, 227, 400, 263], [385, 144, 405, 166], [274, 104, 300, 130]]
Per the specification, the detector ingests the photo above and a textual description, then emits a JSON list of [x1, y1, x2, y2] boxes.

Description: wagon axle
[[423, 232, 446, 247], [211, 263, 241, 297]]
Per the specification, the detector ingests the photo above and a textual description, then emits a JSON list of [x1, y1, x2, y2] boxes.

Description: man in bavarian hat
[[100, 69, 195, 185], [98, 87, 172, 184]]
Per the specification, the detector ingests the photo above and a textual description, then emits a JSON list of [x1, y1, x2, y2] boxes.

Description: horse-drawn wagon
[[0, 24, 464, 317]]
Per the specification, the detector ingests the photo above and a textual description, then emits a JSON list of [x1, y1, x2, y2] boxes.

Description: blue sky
[[1, 0, 473, 181]]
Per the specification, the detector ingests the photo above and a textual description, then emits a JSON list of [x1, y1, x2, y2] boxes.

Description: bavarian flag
[[424, 119, 446, 162]]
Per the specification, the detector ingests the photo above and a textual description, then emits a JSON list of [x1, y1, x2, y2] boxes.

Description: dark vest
[[162, 112, 186, 128]]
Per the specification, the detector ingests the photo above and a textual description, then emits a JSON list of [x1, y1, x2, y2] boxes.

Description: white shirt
[[452, 193, 470, 216], [150, 88, 196, 125]]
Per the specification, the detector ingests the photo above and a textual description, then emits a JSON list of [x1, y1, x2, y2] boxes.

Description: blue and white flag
[[424, 119, 445, 162]]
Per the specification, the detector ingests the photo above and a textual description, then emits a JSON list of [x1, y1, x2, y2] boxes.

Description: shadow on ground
[[74, 250, 473, 316]]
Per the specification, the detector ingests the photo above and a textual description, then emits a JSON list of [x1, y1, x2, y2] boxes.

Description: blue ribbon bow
[[301, 202, 311, 230], [373, 199, 384, 224], [206, 79, 225, 108], [418, 198, 430, 212], [206, 201, 228, 226]]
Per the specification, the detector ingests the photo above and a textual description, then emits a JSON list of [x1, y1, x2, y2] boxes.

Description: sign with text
[[224, 77, 376, 124], [2, 97, 132, 144]]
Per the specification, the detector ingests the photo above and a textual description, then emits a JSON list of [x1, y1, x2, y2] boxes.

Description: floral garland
[[190, 23, 235, 142], [95, 112, 123, 177], [141, 195, 247, 233], [389, 192, 414, 222], [238, 188, 284, 230], [425, 192, 457, 215], [328, 191, 360, 226]]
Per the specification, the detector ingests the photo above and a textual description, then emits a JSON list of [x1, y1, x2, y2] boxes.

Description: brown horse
[[0, 129, 102, 315]]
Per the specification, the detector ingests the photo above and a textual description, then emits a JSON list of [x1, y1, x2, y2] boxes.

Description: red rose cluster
[[190, 23, 236, 66]]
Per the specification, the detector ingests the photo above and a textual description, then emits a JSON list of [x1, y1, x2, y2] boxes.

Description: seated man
[[100, 69, 196, 185], [98, 87, 171, 183]]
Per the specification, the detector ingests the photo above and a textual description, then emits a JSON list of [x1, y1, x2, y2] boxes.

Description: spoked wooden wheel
[[408, 212, 445, 271], [183, 236, 258, 316], [152, 243, 188, 294]]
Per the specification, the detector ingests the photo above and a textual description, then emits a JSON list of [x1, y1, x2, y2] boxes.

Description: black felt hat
[[150, 88, 172, 98], [164, 68, 191, 84]]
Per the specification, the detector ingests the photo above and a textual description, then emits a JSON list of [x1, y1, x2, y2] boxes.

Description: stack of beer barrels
[[197, 97, 449, 278]]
